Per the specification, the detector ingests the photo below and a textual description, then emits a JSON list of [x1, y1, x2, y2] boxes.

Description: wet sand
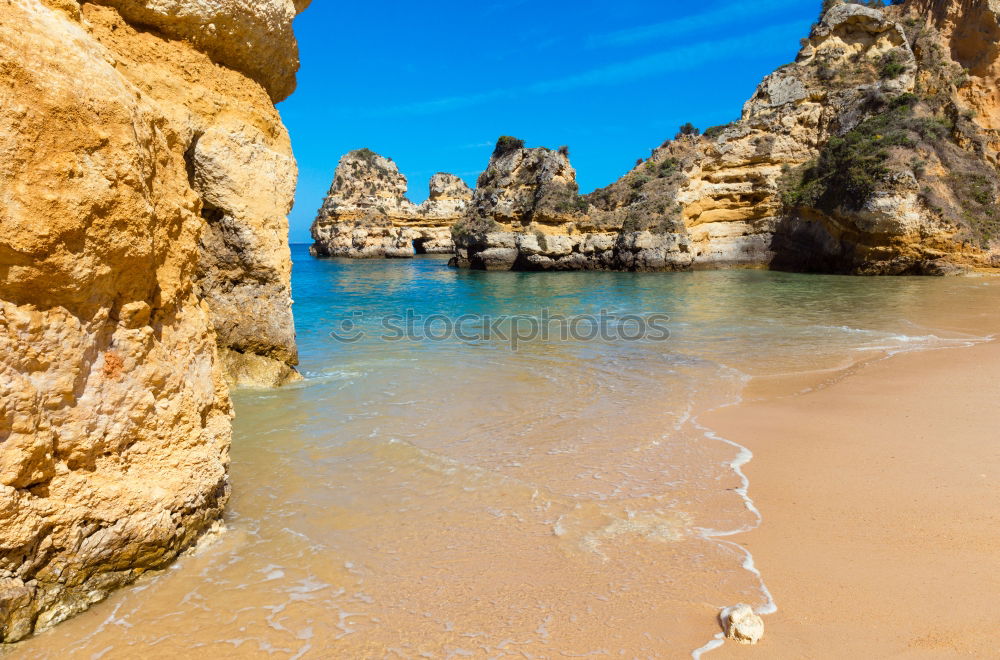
[[705, 340, 1000, 658]]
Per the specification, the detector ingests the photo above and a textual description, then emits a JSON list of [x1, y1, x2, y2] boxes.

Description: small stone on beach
[[721, 603, 764, 644]]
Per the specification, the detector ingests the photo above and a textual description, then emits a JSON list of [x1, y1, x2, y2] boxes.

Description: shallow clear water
[[11, 247, 1000, 658]]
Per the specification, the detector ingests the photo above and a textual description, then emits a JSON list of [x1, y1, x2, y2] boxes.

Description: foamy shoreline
[[701, 337, 1000, 657], [686, 328, 996, 658]]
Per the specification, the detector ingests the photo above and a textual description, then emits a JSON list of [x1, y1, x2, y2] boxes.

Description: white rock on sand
[[721, 604, 765, 644]]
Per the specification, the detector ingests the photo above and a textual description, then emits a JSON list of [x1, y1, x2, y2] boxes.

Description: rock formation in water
[[0, 0, 306, 642], [310, 149, 473, 258], [453, 1, 1000, 274]]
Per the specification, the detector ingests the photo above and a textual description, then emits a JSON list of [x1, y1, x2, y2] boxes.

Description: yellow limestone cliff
[[453, 1, 1000, 274], [0, 0, 306, 641]]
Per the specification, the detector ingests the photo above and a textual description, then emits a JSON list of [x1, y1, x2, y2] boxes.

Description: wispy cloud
[[587, 0, 805, 49], [370, 21, 804, 117], [457, 141, 496, 150]]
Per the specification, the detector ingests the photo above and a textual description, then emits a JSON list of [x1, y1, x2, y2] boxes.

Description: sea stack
[[310, 149, 473, 258], [453, 2, 1000, 274], [451, 137, 694, 271], [0, 0, 306, 641]]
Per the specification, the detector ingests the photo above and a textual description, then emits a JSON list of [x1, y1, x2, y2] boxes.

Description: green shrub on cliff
[[554, 193, 590, 214], [781, 94, 944, 212], [657, 158, 680, 177], [703, 123, 733, 139], [645, 157, 680, 178], [779, 90, 992, 244], [880, 50, 907, 79], [493, 136, 525, 157], [631, 175, 652, 190], [355, 148, 379, 164], [675, 123, 700, 139]]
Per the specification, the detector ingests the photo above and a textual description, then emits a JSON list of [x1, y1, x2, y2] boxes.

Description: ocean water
[[10, 245, 1000, 658]]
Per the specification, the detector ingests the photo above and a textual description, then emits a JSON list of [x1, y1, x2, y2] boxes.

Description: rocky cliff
[[0, 0, 305, 642], [453, 1, 1000, 274], [310, 149, 473, 258]]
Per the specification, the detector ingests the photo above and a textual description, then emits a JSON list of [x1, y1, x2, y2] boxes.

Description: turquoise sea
[[13, 245, 1000, 658]]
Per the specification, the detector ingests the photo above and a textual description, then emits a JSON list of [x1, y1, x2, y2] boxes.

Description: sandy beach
[[705, 339, 1000, 658]]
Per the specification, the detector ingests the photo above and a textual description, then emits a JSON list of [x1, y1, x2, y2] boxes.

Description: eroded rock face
[[73, 3, 301, 387], [426, 172, 476, 219], [190, 119, 299, 388], [90, 0, 303, 101], [310, 150, 473, 258], [454, 1, 1000, 274], [911, 0, 1000, 147], [0, 0, 303, 641]]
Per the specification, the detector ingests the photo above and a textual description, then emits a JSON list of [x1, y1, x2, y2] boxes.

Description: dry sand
[[704, 340, 1000, 658]]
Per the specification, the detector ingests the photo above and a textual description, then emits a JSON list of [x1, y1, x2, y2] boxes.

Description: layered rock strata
[[454, 1, 1000, 274], [0, 0, 304, 642], [310, 149, 473, 258]]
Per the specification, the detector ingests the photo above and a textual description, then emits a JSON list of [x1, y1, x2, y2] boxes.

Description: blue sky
[[278, 0, 817, 243]]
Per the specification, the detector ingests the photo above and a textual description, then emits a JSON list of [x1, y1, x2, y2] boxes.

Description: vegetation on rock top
[[780, 94, 949, 211], [493, 136, 526, 157]]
